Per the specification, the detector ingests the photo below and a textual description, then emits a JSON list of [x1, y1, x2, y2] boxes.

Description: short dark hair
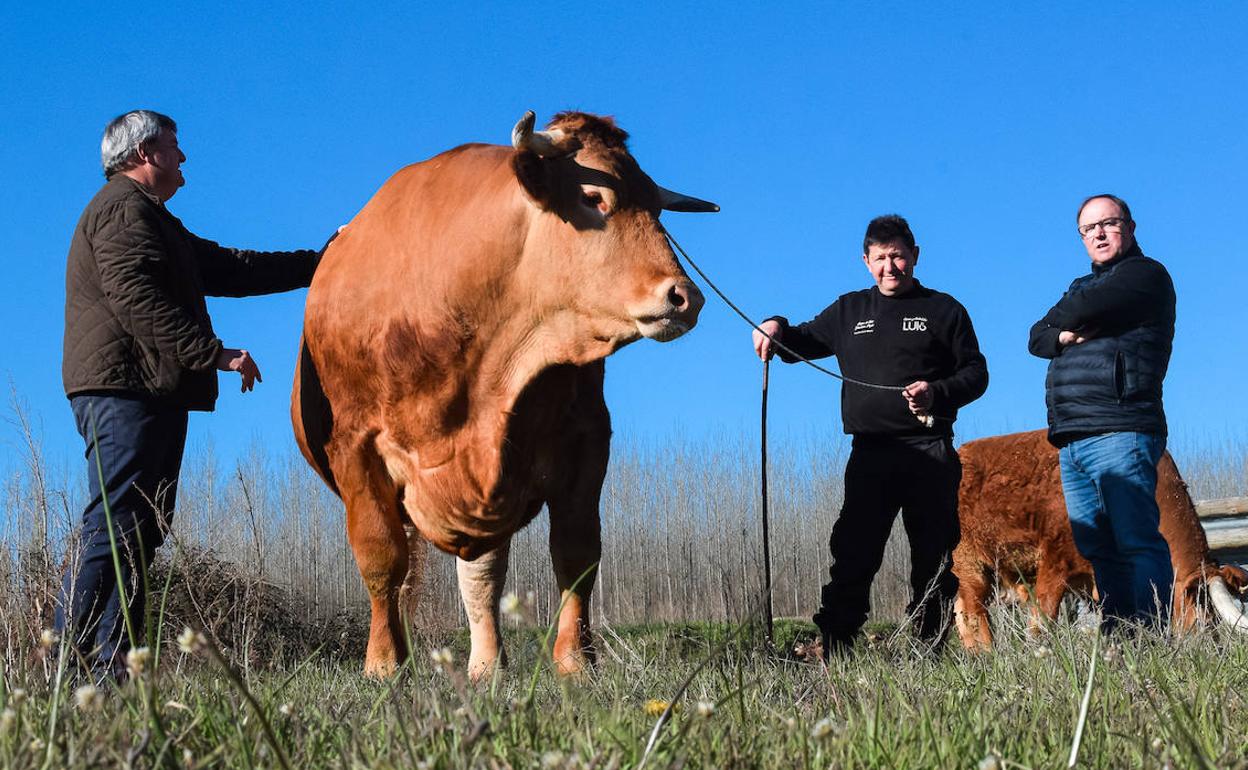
[[863, 214, 915, 254], [1076, 194, 1133, 224]]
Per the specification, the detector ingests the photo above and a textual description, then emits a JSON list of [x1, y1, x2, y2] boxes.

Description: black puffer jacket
[[1028, 245, 1174, 446], [63, 175, 320, 411]]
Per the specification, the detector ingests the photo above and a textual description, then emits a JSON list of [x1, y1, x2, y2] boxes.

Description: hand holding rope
[[663, 229, 943, 427]]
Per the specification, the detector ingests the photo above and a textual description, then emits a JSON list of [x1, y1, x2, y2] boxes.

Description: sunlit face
[[1077, 197, 1136, 265], [144, 129, 186, 201], [863, 239, 918, 296]]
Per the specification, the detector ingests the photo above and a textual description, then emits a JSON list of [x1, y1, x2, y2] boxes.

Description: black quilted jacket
[[1028, 246, 1175, 446], [63, 175, 319, 411]]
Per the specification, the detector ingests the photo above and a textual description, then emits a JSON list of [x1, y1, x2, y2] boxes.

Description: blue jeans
[[56, 394, 188, 678], [1059, 432, 1172, 630]]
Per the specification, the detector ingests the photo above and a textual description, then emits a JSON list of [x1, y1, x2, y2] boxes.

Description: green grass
[[3, 418, 1245, 768], [3, 619, 1247, 769]]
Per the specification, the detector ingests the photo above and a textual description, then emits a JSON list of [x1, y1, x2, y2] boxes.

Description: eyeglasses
[[1078, 217, 1128, 238]]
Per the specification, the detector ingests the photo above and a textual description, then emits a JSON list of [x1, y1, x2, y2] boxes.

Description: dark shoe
[[819, 631, 852, 662], [813, 610, 853, 662]]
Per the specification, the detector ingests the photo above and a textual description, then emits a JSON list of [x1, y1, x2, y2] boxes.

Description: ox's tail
[[293, 337, 340, 497]]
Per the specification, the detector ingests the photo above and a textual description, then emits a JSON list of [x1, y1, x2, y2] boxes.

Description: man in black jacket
[[59, 109, 323, 680], [1028, 194, 1174, 631], [753, 215, 988, 655]]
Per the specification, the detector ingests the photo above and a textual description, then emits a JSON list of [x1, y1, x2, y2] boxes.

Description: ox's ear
[[657, 186, 720, 213], [511, 149, 559, 210]]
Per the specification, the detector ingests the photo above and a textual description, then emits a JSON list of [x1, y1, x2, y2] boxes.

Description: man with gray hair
[[59, 109, 325, 681]]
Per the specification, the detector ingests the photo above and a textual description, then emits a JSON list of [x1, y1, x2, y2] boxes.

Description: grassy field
[[2, 418, 1246, 768], [2, 617, 1247, 768]]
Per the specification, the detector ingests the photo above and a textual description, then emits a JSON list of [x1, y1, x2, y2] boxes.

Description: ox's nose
[[668, 282, 690, 311], [664, 278, 705, 320], [634, 278, 705, 341]]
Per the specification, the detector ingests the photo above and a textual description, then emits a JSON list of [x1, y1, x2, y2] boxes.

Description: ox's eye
[[581, 190, 604, 209]]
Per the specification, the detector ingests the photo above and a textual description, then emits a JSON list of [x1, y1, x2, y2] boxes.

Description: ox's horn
[[657, 186, 720, 213], [511, 110, 575, 158], [1208, 576, 1248, 632]]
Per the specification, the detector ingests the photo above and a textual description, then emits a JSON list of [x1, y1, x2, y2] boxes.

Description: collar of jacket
[[109, 173, 168, 209], [872, 279, 926, 300], [1090, 242, 1144, 273]]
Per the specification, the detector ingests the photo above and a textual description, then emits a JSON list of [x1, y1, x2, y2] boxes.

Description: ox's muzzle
[[632, 277, 705, 342]]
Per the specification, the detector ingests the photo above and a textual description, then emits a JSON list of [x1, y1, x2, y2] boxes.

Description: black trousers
[[813, 436, 962, 645], [56, 394, 188, 678]]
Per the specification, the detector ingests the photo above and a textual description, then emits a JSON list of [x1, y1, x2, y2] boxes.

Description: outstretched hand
[[216, 347, 262, 392]]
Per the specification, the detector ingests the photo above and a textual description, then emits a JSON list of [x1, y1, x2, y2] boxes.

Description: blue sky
[[2, 2, 1245, 473]]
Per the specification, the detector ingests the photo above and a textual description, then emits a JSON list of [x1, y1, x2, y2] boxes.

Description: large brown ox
[[952, 429, 1248, 650], [293, 111, 717, 677]]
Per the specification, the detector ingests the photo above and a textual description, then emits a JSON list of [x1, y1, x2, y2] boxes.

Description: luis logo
[[902, 316, 928, 332]]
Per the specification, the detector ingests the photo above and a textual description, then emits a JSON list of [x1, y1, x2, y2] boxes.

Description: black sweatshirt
[[771, 282, 988, 438]]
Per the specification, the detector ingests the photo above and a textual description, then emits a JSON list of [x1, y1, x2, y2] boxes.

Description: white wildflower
[[977, 753, 1002, 770], [278, 703, 293, 716], [39, 629, 59, 649], [501, 592, 524, 622], [541, 750, 565, 769], [695, 701, 715, 718], [429, 647, 455, 668], [182, 748, 194, 767], [0, 708, 16, 734], [177, 627, 206, 655], [126, 646, 152, 676], [9, 688, 26, 707], [810, 716, 838, 740], [1151, 737, 1165, 752], [74, 684, 104, 712], [28, 737, 45, 753], [1032, 645, 1051, 659]]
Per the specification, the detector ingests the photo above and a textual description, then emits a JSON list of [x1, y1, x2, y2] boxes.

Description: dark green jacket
[[63, 175, 319, 411]]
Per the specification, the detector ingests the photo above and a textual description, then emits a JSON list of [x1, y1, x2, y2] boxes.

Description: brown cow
[[953, 429, 1248, 650], [293, 111, 717, 677]]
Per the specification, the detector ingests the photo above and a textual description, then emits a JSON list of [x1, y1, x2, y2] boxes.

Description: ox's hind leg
[[456, 540, 511, 681], [545, 368, 609, 676], [337, 449, 409, 677]]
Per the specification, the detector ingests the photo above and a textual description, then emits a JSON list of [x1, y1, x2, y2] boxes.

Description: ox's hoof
[[467, 650, 507, 683], [363, 658, 401, 679]]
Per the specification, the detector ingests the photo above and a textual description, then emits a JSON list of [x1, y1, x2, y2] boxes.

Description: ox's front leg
[[953, 566, 994, 651], [456, 540, 511, 681], [548, 502, 602, 676], [546, 425, 608, 676]]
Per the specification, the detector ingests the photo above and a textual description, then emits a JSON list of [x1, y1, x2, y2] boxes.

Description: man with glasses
[[1029, 194, 1175, 632]]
